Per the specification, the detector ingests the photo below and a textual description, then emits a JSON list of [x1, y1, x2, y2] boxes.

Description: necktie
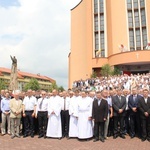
[[39, 98, 44, 109], [133, 96, 136, 102]]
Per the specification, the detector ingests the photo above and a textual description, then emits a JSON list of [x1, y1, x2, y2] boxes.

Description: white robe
[[46, 95, 62, 138], [69, 96, 79, 137], [77, 96, 93, 139]]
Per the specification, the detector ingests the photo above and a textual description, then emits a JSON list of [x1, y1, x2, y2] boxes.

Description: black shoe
[[120, 135, 126, 139], [31, 134, 34, 138], [141, 138, 146, 142], [58, 137, 62, 140], [147, 138, 150, 142], [23, 134, 28, 138], [113, 135, 118, 139], [100, 138, 105, 142], [44, 135, 47, 139], [93, 139, 99, 142], [130, 135, 135, 139], [38, 135, 43, 138]]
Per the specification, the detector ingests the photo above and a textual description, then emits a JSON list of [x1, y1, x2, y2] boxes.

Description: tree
[[112, 66, 121, 75], [0, 79, 7, 91], [49, 82, 58, 92], [24, 78, 40, 91], [58, 86, 65, 92], [101, 64, 112, 77], [90, 71, 97, 78]]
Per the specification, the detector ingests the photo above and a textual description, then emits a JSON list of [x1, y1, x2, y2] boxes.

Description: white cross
[[136, 53, 139, 59]]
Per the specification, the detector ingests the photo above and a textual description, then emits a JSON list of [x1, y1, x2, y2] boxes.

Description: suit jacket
[[92, 98, 108, 122], [128, 94, 142, 115], [138, 96, 150, 119], [10, 98, 22, 119], [112, 95, 126, 116]]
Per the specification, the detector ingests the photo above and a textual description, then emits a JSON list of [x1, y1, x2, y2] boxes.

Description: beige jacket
[[10, 98, 22, 118]]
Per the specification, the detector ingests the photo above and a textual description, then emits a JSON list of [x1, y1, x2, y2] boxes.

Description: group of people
[[0, 78, 150, 143], [72, 73, 150, 92]]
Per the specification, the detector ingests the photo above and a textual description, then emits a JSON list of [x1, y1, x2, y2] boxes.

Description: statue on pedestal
[[9, 56, 18, 91]]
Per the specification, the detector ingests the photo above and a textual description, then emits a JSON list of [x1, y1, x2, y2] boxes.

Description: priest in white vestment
[[46, 90, 62, 139], [69, 91, 79, 138], [77, 92, 93, 139]]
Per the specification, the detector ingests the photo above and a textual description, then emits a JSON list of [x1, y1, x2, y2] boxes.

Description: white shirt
[[61, 97, 70, 110], [36, 97, 48, 113], [23, 96, 37, 111]]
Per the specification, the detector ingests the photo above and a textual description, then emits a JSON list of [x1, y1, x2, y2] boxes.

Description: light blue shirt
[[1, 97, 10, 113]]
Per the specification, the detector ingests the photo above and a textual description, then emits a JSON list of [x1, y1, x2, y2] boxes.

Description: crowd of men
[[0, 74, 150, 143]]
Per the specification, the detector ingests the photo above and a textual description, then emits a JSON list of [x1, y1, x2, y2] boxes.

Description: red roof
[[0, 67, 55, 83]]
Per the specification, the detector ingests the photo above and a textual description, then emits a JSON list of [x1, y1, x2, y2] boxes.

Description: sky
[[0, 0, 81, 90]]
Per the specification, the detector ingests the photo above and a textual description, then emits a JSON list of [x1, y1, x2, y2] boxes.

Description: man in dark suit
[[92, 91, 108, 142], [112, 88, 126, 139], [128, 88, 142, 139], [138, 88, 150, 142]]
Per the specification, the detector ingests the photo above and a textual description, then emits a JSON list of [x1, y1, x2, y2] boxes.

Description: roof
[[0, 67, 55, 83]]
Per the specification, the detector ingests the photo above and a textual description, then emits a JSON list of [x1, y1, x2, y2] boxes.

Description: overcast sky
[[0, 0, 81, 90]]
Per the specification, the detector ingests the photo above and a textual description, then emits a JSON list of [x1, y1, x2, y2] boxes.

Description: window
[[127, 0, 132, 9], [142, 27, 147, 48], [134, 10, 140, 27], [141, 8, 146, 26], [140, 0, 145, 7], [133, 0, 138, 9], [128, 10, 133, 27], [94, 15, 98, 31], [136, 28, 141, 49], [95, 33, 99, 50], [129, 29, 135, 49], [100, 14, 104, 30], [94, 0, 98, 13]]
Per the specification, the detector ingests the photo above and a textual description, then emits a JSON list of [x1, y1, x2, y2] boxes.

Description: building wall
[[69, 0, 150, 88], [69, 0, 93, 88]]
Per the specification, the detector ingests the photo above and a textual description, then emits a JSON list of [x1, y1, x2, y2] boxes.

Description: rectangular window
[[127, 0, 132, 9], [136, 28, 141, 49], [100, 14, 104, 30], [142, 27, 147, 48], [140, 0, 145, 7], [128, 10, 133, 28], [129, 29, 135, 49], [141, 8, 146, 26], [94, 15, 98, 31], [134, 10, 140, 27], [133, 0, 138, 9], [94, 0, 98, 13], [95, 32, 99, 50]]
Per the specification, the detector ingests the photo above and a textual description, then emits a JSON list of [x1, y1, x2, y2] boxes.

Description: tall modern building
[[68, 0, 150, 88]]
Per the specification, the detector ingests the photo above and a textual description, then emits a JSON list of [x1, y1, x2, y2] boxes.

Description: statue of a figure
[[9, 55, 18, 91]]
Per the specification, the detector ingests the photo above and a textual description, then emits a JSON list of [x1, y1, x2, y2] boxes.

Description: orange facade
[[68, 0, 150, 88]]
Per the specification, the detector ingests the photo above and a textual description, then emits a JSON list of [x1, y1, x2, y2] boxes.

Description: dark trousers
[[61, 110, 70, 137], [24, 111, 34, 135], [141, 117, 150, 139], [114, 116, 124, 136], [130, 113, 141, 138], [124, 110, 130, 134], [108, 117, 114, 136], [37, 111, 48, 136], [94, 122, 104, 140]]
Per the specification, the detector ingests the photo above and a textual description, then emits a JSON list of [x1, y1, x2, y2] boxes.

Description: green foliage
[[24, 78, 40, 91], [112, 67, 121, 75], [90, 71, 97, 78], [58, 86, 65, 92], [49, 82, 58, 92], [49, 82, 65, 92], [101, 64, 112, 77], [0, 79, 7, 90]]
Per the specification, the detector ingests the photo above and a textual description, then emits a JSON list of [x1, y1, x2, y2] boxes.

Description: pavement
[[0, 134, 149, 150]]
